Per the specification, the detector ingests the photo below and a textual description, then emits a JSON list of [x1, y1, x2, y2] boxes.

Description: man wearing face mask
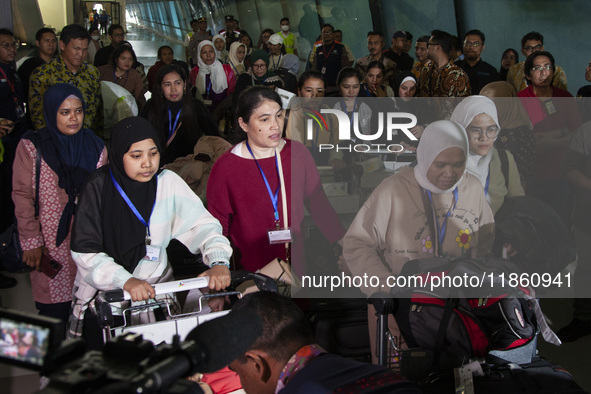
[[276, 17, 298, 57]]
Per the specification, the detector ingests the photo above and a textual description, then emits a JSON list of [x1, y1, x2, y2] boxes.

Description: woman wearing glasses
[[451, 96, 524, 214], [517, 51, 581, 227], [233, 49, 283, 105]]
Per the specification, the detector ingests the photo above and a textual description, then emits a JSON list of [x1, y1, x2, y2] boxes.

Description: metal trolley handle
[[95, 271, 277, 328]]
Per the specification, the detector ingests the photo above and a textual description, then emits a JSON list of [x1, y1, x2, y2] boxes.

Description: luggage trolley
[[94, 271, 277, 345], [371, 297, 403, 372]]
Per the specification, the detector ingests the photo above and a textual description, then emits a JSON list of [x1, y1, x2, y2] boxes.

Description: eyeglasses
[[112, 32, 126, 38], [523, 44, 543, 52], [531, 64, 553, 72], [427, 42, 439, 47], [252, 64, 266, 69], [463, 41, 482, 48], [467, 126, 500, 140], [0, 42, 19, 51]]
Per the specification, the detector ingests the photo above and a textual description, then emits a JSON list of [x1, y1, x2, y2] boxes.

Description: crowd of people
[[1, 11, 591, 393]]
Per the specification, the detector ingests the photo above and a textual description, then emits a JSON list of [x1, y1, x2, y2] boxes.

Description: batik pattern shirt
[[29, 57, 102, 132], [419, 61, 471, 97]]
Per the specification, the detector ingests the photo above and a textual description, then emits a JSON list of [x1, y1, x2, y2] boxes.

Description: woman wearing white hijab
[[211, 34, 229, 63], [189, 40, 236, 111], [343, 120, 495, 363], [451, 96, 524, 214], [227, 41, 246, 77]]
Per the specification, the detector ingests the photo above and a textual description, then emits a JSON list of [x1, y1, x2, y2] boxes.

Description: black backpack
[[494, 150, 576, 277]]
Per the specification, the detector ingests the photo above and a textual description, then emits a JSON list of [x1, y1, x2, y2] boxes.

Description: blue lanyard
[[341, 98, 357, 130], [272, 54, 282, 70], [426, 187, 458, 250], [229, 60, 239, 75], [245, 141, 280, 222], [362, 84, 372, 97], [484, 170, 490, 197], [205, 77, 212, 98], [167, 106, 181, 139], [109, 168, 157, 243]]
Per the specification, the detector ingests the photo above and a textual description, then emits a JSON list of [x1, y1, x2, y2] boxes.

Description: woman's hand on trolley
[[199, 263, 231, 291], [123, 277, 156, 302]]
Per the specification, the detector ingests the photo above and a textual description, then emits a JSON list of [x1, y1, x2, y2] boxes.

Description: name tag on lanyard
[[268, 228, 292, 244], [145, 245, 161, 261], [109, 168, 160, 262], [245, 140, 291, 245]]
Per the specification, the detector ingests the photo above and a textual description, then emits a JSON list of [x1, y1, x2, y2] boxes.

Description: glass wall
[[377, 0, 456, 45], [124, 0, 589, 93]]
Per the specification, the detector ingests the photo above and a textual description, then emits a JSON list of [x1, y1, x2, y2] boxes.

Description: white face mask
[[91, 35, 100, 41], [281, 25, 289, 32]]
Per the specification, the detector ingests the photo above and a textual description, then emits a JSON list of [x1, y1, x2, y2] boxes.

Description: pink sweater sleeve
[[12, 139, 43, 250]]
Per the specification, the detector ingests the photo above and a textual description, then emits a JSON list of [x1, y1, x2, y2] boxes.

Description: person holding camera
[[12, 84, 107, 333]]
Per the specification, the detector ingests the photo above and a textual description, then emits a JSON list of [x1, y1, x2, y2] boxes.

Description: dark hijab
[[24, 83, 104, 247], [103, 117, 161, 273], [248, 49, 275, 83]]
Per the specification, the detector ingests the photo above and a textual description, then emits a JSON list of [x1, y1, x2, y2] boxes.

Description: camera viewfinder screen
[[0, 317, 49, 367]]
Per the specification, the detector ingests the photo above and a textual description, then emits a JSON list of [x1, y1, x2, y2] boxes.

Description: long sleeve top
[[12, 138, 107, 303], [206, 139, 345, 273], [343, 166, 495, 297]]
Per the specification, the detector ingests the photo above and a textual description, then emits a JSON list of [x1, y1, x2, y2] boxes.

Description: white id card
[[268, 229, 292, 244], [145, 245, 161, 261], [203, 99, 213, 106], [544, 100, 556, 115]]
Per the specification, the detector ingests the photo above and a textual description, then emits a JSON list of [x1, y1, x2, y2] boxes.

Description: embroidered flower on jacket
[[422, 235, 433, 253], [456, 229, 471, 250]]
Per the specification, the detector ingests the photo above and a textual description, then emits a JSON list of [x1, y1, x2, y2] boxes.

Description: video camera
[[0, 271, 273, 393]]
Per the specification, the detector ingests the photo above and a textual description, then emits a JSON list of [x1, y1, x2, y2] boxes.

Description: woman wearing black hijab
[[12, 83, 106, 329], [68, 116, 231, 346]]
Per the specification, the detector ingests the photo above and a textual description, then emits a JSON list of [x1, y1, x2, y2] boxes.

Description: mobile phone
[[39, 254, 62, 279]]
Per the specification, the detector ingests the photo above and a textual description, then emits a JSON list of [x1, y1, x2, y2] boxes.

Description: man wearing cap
[[354, 31, 398, 86], [185, 18, 212, 67], [219, 15, 241, 50], [267, 33, 285, 72], [383, 31, 414, 72]]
